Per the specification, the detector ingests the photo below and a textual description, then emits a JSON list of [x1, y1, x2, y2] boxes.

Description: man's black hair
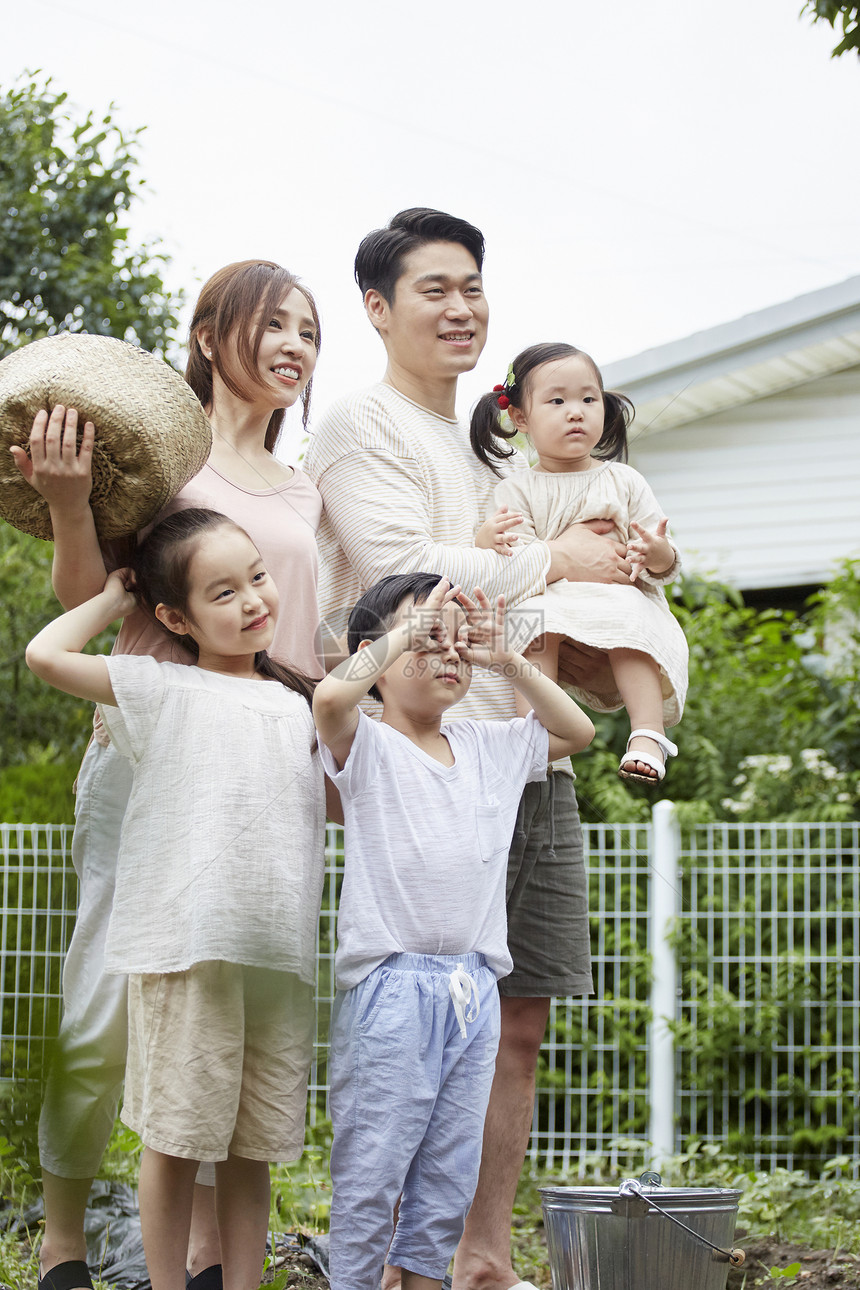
[[354, 207, 485, 305]]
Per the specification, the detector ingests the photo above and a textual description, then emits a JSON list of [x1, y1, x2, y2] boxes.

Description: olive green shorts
[[500, 773, 594, 998]]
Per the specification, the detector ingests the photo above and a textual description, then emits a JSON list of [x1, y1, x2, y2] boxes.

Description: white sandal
[[618, 728, 678, 784]]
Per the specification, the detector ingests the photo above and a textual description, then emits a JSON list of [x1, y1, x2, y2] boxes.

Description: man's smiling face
[[366, 240, 489, 386]]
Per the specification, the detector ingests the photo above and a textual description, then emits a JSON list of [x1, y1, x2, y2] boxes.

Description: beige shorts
[[123, 961, 314, 1163]]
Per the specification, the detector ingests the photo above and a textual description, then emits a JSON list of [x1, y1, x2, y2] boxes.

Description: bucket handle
[[616, 1179, 746, 1267]]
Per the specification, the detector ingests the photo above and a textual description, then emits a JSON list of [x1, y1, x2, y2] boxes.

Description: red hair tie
[[493, 383, 510, 410]]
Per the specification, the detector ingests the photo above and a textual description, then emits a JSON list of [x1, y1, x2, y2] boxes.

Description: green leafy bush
[[573, 562, 860, 825], [0, 757, 78, 823]]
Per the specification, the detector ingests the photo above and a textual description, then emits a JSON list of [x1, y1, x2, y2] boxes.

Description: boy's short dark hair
[[354, 208, 485, 306], [347, 572, 444, 702]]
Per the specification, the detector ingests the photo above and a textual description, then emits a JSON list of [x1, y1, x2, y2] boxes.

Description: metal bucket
[[540, 1177, 743, 1290]]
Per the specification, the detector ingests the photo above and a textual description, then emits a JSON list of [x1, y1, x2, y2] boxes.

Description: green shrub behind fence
[[2, 819, 859, 1178]]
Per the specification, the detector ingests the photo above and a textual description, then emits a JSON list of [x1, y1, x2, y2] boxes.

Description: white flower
[[800, 748, 841, 780], [740, 753, 792, 774]]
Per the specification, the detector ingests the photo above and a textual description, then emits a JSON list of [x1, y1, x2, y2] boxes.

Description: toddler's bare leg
[[214, 1153, 270, 1290], [139, 1147, 199, 1290], [608, 648, 666, 779]]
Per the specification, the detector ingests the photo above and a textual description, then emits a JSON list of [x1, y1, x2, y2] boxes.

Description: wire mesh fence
[[675, 821, 860, 1174], [3, 816, 859, 1175], [531, 822, 652, 1173], [1, 825, 76, 1076]]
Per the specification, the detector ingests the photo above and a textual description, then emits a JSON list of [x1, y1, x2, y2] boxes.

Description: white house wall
[[627, 366, 860, 591]]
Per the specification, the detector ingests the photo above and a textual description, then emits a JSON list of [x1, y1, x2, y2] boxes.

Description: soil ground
[[726, 1235, 860, 1289], [269, 1229, 860, 1289]]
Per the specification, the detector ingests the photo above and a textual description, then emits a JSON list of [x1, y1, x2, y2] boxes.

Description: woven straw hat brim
[[0, 332, 212, 541]]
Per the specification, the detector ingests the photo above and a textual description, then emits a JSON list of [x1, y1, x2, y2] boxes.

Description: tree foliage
[[0, 525, 115, 819], [0, 76, 180, 818], [801, 1, 860, 57], [0, 74, 182, 359]]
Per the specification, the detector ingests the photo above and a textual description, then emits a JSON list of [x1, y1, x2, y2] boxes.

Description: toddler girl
[[472, 342, 688, 783], [26, 507, 325, 1290]]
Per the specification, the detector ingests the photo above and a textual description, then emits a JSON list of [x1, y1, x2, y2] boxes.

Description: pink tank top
[[93, 462, 322, 743]]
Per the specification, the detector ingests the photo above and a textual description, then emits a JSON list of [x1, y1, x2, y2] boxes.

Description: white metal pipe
[[649, 799, 681, 1166]]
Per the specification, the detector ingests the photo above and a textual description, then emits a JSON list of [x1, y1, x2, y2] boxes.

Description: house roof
[[602, 275, 860, 438]]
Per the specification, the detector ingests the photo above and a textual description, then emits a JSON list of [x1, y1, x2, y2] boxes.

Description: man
[[305, 207, 632, 1290]]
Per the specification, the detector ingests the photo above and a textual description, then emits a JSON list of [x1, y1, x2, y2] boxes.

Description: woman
[[11, 260, 323, 1290]]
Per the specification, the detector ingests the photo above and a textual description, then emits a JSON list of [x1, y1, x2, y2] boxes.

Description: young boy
[[312, 572, 595, 1290]]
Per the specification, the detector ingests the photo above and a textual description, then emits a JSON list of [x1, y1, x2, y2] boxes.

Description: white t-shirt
[[320, 710, 549, 990], [99, 655, 325, 980]]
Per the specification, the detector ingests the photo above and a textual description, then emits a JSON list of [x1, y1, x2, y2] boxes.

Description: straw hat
[[0, 332, 212, 541]]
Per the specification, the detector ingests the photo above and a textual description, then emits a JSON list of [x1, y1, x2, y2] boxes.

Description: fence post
[[649, 799, 680, 1166]]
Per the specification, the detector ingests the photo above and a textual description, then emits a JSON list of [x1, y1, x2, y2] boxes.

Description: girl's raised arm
[[26, 571, 137, 705], [10, 406, 110, 609]]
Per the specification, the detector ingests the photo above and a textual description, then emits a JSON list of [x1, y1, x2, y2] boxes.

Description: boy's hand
[[475, 505, 522, 556], [454, 587, 515, 672], [401, 577, 463, 654], [626, 518, 674, 581], [9, 406, 95, 513]]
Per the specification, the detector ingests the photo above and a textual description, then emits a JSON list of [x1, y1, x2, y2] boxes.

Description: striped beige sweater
[[305, 383, 552, 723]]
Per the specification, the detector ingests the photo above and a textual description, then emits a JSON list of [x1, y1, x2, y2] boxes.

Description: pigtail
[[469, 391, 518, 477], [594, 390, 633, 463], [255, 651, 317, 707]]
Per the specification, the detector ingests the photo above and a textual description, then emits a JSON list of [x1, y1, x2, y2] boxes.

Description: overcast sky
[[3, 0, 859, 458]]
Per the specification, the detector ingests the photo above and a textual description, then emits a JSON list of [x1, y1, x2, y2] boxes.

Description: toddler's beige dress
[[494, 461, 688, 726]]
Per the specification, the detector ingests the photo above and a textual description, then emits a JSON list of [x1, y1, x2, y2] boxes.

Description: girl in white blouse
[[471, 342, 689, 785], [26, 507, 325, 1290]]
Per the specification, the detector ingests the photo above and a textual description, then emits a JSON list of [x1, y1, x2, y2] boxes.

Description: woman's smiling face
[[225, 286, 319, 411]]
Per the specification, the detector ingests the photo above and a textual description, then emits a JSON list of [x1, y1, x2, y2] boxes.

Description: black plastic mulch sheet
[[0, 1180, 330, 1288], [1, 1181, 149, 1288]]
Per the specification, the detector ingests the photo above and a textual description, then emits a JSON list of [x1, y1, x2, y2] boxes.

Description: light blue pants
[[329, 951, 501, 1290]]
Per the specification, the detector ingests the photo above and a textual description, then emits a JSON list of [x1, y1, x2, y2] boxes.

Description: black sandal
[[38, 1262, 94, 1290], [186, 1266, 224, 1290]]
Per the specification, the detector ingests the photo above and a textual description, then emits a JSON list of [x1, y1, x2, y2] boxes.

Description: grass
[[4, 1133, 860, 1288], [0, 1122, 336, 1288], [0, 1135, 42, 1288]]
